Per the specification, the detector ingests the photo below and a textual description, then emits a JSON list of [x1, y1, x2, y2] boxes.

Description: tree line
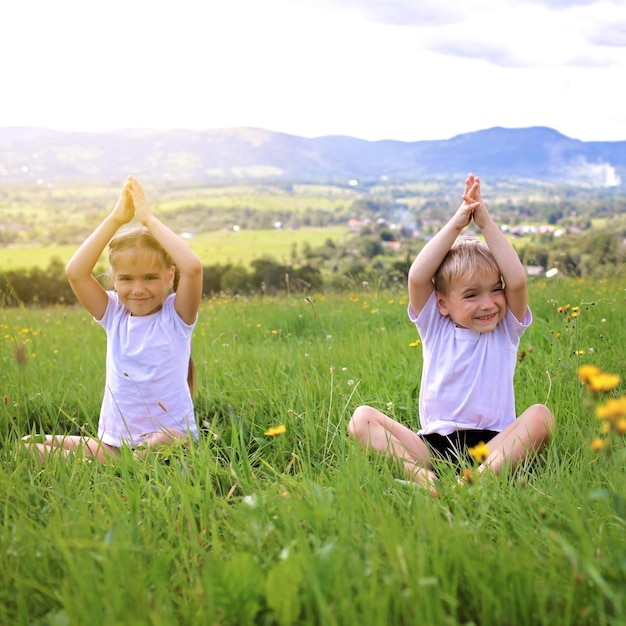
[[1, 227, 624, 307]]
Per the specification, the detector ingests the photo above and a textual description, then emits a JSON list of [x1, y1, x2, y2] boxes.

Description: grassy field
[[1, 276, 625, 625], [0, 225, 350, 271], [153, 183, 360, 212]]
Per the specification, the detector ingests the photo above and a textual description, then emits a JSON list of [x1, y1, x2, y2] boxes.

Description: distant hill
[[0, 126, 624, 187]]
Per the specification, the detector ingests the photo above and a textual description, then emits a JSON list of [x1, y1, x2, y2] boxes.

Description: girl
[[25, 176, 203, 462]]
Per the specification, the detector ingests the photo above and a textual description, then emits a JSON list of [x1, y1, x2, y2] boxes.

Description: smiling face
[[436, 268, 507, 333], [112, 247, 175, 316]]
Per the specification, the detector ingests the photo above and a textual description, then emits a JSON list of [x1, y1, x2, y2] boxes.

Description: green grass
[[153, 183, 359, 213], [1, 276, 625, 625], [190, 226, 349, 267], [0, 226, 350, 271], [0, 244, 80, 271]]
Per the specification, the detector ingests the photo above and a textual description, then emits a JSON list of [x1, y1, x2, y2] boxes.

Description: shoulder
[[408, 290, 436, 328], [498, 305, 532, 343], [506, 305, 532, 329], [162, 293, 196, 331], [408, 290, 437, 324], [95, 291, 122, 325]]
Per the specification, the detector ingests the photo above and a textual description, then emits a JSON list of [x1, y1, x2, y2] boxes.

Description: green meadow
[[0, 226, 350, 272], [1, 276, 625, 625]]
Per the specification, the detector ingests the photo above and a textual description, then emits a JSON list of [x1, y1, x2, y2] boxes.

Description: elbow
[[408, 266, 431, 290], [506, 273, 527, 293], [65, 259, 78, 281], [407, 265, 420, 287], [190, 256, 203, 277], [183, 256, 203, 281]]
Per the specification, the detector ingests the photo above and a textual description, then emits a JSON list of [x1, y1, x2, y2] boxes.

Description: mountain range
[[1, 126, 624, 187]]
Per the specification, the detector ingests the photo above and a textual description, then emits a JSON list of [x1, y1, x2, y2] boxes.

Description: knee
[[539, 404, 555, 432], [530, 404, 556, 439], [347, 405, 374, 440]]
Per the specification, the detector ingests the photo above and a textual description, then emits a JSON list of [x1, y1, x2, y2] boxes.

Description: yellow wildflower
[[468, 441, 490, 463], [617, 418, 626, 435], [590, 437, 606, 452], [409, 340, 421, 348], [578, 365, 601, 383], [264, 424, 286, 437], [461, 469, 474, 483], [588, 373, 621, 393], [600, 421, 612, 434], [595, 396, 626, 420]]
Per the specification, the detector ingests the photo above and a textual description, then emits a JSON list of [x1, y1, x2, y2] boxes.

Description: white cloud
[[1, 0, 625, 142]]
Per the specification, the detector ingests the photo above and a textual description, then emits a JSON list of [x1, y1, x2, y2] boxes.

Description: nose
[[478, 294, 495, 309]]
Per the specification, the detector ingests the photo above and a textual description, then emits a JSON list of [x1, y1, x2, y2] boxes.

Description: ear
[[436, 292, 450, 317], [166, 266, 176, 289]]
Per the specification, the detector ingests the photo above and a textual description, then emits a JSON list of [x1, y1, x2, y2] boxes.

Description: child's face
[[436, 269, 506, 333], [112, 248, 175, 316]]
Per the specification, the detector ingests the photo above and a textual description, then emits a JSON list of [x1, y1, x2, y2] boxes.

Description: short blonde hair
[[107, 227, 173, 276], [434, 236, 502, 295]]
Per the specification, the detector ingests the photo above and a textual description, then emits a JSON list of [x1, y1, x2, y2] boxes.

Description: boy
[[347, 173, 554, 492]]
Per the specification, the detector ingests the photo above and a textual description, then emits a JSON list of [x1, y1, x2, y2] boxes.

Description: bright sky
[[3, 0, 625, 142]]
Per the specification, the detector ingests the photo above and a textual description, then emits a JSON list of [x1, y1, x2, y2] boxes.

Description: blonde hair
[[108, 227, 173, 275], [434, 236, 502, 295], [107, 226, 195, 395]]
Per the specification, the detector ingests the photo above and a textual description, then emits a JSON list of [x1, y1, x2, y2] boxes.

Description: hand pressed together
[[110, 177, 135, 226], [127, 176, 154, 226], [109, 175, 155, 227]]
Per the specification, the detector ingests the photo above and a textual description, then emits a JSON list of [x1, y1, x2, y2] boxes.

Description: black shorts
[[420, 429, 499, 469]]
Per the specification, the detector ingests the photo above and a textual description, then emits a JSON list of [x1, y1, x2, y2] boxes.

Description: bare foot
[[402, 462, 440, 496]]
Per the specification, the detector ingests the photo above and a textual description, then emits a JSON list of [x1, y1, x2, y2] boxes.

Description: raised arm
[[464, 176, 528, 322], [408, 174, 475, 317], [128, 176, 203, 325], [65, 178, 134, 320]]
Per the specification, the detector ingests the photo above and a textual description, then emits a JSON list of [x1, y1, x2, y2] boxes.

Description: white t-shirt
[[95, 292, 199, 446], [408, 291, 531, 436]]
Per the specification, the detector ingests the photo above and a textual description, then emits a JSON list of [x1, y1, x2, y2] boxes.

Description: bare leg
[[479, 404, 555, 475], [23, 434, 117, 463], [347, 405, 438, 493], [133, 428, 190, 459], [142, 428, 188, 447]]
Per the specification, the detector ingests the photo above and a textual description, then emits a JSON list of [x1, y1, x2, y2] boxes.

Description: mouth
[[476, 313, 497, 322]]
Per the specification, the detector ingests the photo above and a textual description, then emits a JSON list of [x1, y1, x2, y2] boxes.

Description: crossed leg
[[132, 428, 190, 459], [24, 427, 191, 463], [23, 435, 117, 463], [478, 403, 555, 475], [347, 405, 439, 494], [348, 403, 555, 492]]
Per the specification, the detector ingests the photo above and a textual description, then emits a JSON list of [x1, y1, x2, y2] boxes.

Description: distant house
[[348, 218, 371, 233], [525, 265, 545, 276], [382, 240, 401, 251]]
